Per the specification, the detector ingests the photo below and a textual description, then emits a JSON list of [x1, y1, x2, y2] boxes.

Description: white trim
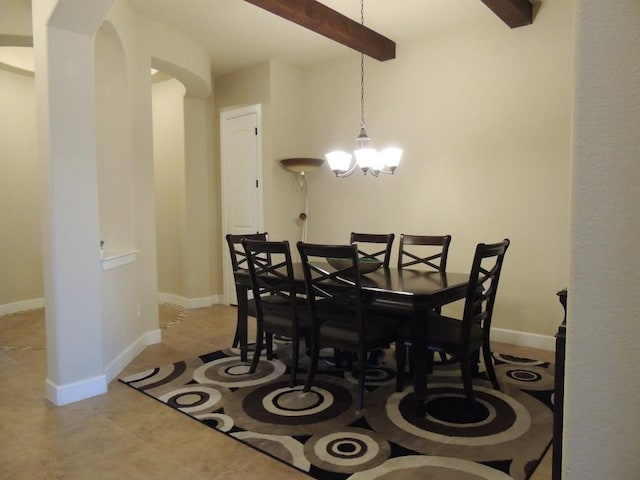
[[145, 328, 162, 345], [157, 292, 189, 307], [100, 249, 139, 271], [157, 293, 221, 309], [492, 327, 555, 351], [104, 328, 162, 382], [45, 375, 107, 406], [185, 296, 213, 309], [0, 297, 45, 316]]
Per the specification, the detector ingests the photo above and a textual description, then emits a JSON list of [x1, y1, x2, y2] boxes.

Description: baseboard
[[45, 374, 108, 406], [157, 293, 221, 309], [492, 327, 555, 351], [104, 328, 162, 383], [1, 295, 223, 316], [145, 328, 162, 345], [0, 297, 45, 316]]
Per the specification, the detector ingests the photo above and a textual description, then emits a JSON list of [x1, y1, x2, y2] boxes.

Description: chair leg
[[290, 334, 300, 387], [304, 345, 320, 393], [483, 345, 500, 390], [266, 333, 274, 360], [470, 348, 480, 377], [357, 350, 366, 410], [345, 352, 354, 372], [250, 326, 264, 374], [333, 348, 343, 368], [460, 354, 476, 402], [427, 350, 435, 373], [304, 335, 311, 357], [396, 341, 406, 392]]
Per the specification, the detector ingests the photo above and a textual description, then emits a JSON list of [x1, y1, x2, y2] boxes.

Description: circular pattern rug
[[120, 347, 553, 480]]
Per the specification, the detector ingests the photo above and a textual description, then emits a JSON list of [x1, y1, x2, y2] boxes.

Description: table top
[[235, 264, 470, 310]]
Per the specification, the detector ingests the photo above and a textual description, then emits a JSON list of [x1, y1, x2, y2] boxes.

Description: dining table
[[233, 264, 470, 413]]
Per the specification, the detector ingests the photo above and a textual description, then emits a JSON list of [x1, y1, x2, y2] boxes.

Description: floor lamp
[[279, 158, 325, 242]]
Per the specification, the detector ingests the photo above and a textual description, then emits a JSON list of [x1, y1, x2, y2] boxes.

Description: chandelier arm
[[334, 160, 361, 178], [373, 166, 396, 176]]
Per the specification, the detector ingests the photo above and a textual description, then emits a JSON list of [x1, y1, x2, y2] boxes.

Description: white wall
[[26, 0, 213, 404], [96, 23, 134, 253], [300, 0, 573, 339], [565, 0, 640, 477]]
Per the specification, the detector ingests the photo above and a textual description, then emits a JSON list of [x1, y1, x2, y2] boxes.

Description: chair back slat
[[226, 233, 269, 271], [461, 239, 510, 340], [350, 232, 395, 267], [297, 242, 363, 331], [242, 239, 297, 320], [397, 234, 451, 271]]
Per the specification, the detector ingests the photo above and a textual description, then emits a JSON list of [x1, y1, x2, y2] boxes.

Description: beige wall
[[0, 67, 42, 308], [152, 78, 186, 296], [269, 61, 312, 252], [300, 0, 573, 338], [3, 0, 573, 343], [213, 60, 319, 297]]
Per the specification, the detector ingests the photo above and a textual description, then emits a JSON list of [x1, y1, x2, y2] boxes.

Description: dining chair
[[394, 234, 453, 371], [350, 232, 395, 268], [397, 234, 452, 271], [397, 233, 452, 316], [396, 239, 511, 401], [225, 232, 285, 350], [297, 241, 401, 410], [242, 239, 310, 387]]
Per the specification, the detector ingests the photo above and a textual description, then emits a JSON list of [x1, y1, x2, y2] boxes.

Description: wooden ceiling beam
[[480, 0, 533, 28], [244, 0, 396, 61]]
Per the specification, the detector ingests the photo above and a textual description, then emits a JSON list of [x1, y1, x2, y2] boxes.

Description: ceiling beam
[[244, 0, 396, 61], [480, 0, 533, 28]]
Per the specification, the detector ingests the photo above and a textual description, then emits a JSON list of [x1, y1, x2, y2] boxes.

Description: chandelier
[[325, 0, 402, 178]]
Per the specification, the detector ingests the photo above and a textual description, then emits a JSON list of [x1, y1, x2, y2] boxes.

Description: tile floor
[[0, 304, 554, 479]]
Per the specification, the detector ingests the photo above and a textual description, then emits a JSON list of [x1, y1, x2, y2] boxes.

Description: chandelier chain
[[360, 0, 365, 129], [323, 0, 402, 178], [360, 54, 365, 129]]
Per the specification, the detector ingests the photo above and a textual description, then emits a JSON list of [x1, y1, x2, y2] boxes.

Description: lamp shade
[[325, 151, 352, 172], [354, 148, 376, 169], [280, 157, 325, 174], [380, 147, 403, 168]]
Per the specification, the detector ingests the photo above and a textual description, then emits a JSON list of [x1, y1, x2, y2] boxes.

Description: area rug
[[119, 342, 554, 480]]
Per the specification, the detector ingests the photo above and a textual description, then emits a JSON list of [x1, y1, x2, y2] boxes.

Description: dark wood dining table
[[233, 264, 469, 412]]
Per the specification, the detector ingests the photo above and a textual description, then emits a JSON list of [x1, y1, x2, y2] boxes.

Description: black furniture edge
[[553, 288, 567, 480]]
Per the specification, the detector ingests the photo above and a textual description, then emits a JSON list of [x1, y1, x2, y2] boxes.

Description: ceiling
[[126, 0, 516, 76]]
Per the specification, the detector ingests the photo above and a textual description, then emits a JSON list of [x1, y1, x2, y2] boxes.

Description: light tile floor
[[0, 305, 554, 479]]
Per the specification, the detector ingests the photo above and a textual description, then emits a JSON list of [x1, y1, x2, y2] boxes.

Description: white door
[[221, 104, 263, 305]]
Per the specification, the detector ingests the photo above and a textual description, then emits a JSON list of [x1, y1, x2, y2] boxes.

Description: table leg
[[410, 309, 428, 416], [235, 285, 249, 363]]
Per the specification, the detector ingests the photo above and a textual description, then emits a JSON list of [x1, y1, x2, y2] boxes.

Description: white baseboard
[[145, 328, 162, 345], [492, 327, 555, 351], [45, 326, 162, 405], [45, 375, 108, 406], [157, 293, 221, 309], [1, 295, 223, 316], [104, 328, 161, 383], [0, 297, 45, 316]]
